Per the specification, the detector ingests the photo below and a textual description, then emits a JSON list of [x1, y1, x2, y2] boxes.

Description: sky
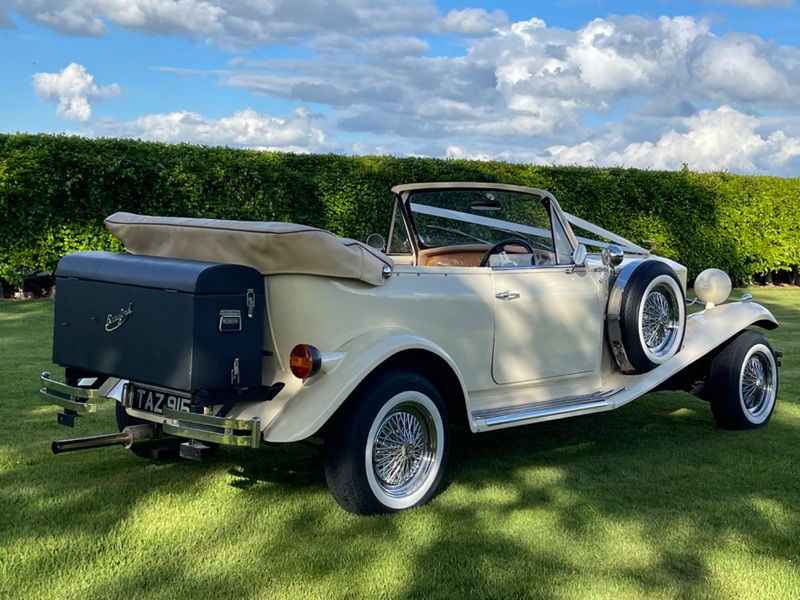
[[2, 0, 800, 176]]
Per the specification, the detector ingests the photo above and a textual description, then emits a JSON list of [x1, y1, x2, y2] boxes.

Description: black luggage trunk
[[53, 251, 265, 392]]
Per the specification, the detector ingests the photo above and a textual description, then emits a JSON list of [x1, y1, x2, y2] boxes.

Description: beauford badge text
[[105, 304, 133, 332]]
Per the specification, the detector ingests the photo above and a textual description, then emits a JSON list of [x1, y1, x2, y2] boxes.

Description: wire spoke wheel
[[612, 261, 686, 374], [372, 403, 436, 497], [641, 284, 680, 357], [324, 370, 450, 515], [708, 331, 778, 430], [740, 350, 774, 419]]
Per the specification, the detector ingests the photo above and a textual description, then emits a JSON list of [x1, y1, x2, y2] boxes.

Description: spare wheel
[[607, 260, 686, 374]]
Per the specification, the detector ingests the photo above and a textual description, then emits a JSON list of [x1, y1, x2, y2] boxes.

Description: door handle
[[495, 290, 521, 301]]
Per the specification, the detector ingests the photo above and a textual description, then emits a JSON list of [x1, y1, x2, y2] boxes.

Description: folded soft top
[[105, 212, 394, 286]]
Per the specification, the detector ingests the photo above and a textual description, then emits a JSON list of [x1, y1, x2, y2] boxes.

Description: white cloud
[[539, 106, 800, 174], [101, 107, 328, 151], [445, 144, 492, 161], [608, 107, 768, 171], [14, 4, 800, 174], [32, 63, 120, 121], [141, 12, 800, 173], [568, 18, 659, 93], [690, 35, 792, 102], [440, 8, 508, 36], [5, 0, 438, 48], [539, 140, 608, 167]]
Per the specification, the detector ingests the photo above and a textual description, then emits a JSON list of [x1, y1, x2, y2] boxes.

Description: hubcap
[[642, 285, 680, 357], [372, 403, 436, 499]]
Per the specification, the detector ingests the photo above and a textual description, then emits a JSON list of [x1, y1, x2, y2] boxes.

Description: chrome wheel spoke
[[375, 412, 422, 485], [371, 402, 437, 497], [642, 287, 679, 355], [741, 355, 769, 413]]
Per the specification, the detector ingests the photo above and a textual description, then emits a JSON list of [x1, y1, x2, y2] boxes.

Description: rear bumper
[[40, 372, 261, 448], [40, 371, 100, 414], [162, 409, 261, 448]]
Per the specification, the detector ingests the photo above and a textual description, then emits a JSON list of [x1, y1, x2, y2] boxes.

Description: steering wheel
[[479, 238, 536, 267]]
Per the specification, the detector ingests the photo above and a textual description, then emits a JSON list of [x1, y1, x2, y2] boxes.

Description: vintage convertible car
[[39, 182, 780, 515]]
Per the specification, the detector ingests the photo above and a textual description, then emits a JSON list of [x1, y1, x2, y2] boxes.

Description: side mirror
[[567, 244, 587, 274], [571, 244, 587, 268], [366, 234, 386, 253]]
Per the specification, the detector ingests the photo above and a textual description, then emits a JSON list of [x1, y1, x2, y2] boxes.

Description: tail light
[[289, 344, 322, 379]]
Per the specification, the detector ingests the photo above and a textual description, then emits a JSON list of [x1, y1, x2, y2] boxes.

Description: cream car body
[[40, 182, 780, 515]]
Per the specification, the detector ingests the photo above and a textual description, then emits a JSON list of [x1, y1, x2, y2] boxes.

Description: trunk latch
[[231, 358, 241, 385], [246, 289, 256, 318]]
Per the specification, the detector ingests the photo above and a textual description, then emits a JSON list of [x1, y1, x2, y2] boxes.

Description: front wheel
[[707, 331, 778, 430], [323, 369, 450, 515]]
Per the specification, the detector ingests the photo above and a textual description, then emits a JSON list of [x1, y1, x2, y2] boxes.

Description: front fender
[[262, 327, 468, 443], [684, 301, 777, 354], [607, 300, 778, 408]]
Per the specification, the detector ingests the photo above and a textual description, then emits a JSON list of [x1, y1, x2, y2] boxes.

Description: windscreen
[[407, 188, 573, 263]]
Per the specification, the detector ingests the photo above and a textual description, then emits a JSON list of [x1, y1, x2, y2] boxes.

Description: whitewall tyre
[[324, 369, 450, 515], [617, 261, 686, 373], [708, 330, 778, 430]]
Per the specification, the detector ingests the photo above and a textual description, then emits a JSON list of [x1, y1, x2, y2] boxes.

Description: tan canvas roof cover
[[105, 212, 393, 286]]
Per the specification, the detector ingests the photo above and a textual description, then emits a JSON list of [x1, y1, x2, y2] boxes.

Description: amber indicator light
[[289, 344, 321, 378]]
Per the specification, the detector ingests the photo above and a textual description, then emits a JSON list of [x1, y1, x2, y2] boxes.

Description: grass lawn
[[1, 289, 799, 600]]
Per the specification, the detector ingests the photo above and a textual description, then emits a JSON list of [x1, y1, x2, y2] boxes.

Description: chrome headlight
[[694, 268, 732, 307]]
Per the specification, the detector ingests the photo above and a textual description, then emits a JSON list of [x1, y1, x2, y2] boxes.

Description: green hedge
[[2, 133, 799, 287]]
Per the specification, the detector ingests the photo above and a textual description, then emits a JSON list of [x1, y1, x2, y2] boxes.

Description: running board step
[[472, 388, 626, 429]]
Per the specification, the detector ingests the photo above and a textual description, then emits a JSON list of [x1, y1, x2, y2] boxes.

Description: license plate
[[129, 385, 191, 415]]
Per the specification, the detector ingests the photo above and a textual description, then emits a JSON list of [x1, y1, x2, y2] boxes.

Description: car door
[[491, 264, 605, 384]]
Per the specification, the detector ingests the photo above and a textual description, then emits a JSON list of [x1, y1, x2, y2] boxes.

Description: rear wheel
[[324, 369, 450, 515], [708, 331, 778, 429]]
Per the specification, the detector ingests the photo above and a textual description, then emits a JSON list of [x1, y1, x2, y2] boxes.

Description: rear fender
[[262, 327, 468, 443]]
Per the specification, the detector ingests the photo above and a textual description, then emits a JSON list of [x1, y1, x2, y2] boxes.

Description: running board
[[472, 388, 626, 430]]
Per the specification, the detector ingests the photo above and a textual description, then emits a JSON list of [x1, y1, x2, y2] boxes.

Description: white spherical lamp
[[694, 268, 732, 308]]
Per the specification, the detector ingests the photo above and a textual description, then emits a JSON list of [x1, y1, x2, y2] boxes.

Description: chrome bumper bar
[[162, 409, 261, 449], [40, 372, 261, 448], [40, 371, 101, 414]]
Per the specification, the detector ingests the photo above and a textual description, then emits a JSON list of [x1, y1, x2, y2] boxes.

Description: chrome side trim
[[490, 263, 573, 271], [472, 388, 625, 428], [162, 408, 261, 448]]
